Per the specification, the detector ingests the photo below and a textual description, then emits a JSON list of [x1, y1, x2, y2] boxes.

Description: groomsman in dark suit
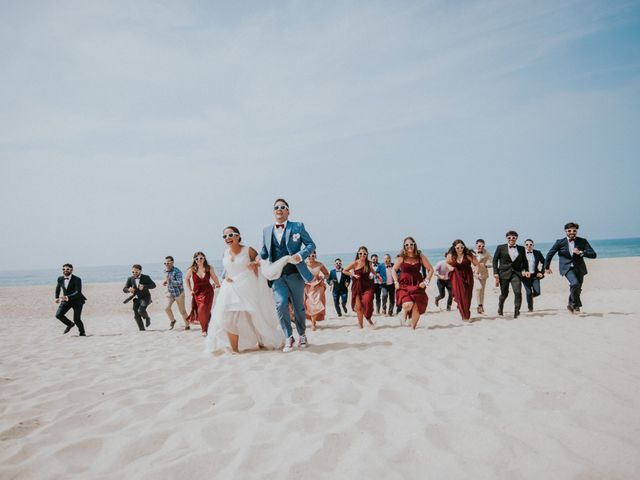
[[493, 230, 528, 318], [522, 239, 546, 312], [327, 258, 350, 316], [123, 264, 156, 331], [55, 263, 87, 336], [545, 222, 597, 313]]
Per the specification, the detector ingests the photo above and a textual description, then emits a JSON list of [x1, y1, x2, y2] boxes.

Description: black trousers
[[132, 297, 150, 331], [521, 277, 541, 310], [381, 284, 395, 313], [56, 302, 85, 334], [565, 269, 585, 308], [435, 279, 453, 308], [373, 284, 382, 313], [498, 273, 522, 314], [333, 290, 348, 316]]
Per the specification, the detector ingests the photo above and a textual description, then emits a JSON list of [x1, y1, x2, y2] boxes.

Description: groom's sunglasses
[[273, 205, 288, 211], [222, 233, 239, 239]]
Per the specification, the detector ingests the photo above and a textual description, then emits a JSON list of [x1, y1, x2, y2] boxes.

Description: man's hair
[[525, 239, 534, 244], [506, 230, 518, 237], [274, 198, 289, 208], [475, 239, 485, 244], [62, 263, 73, 269], [335, 258, 342, 262], [165, 256, 174, 261], [564, 222, 579, 230], [132, 264, 142, 271], [371, 254, 378, 258]]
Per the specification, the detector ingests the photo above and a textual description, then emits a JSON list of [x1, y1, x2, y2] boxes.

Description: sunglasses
[[507, 236, 517, 239], [163, 262, 172, 265], [195, 256, 205, 261], [404, 243, 415, 247], [566, 229, 577, 233], [358, 252, 368, 256], [273, 205, 288, 211], [222, 233, 239, 239]]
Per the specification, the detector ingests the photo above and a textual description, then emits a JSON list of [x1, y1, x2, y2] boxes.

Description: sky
[[1, 0, 639, 271]]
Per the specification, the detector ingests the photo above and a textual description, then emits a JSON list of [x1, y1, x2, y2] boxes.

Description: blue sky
[[1, 0, 639, 270]]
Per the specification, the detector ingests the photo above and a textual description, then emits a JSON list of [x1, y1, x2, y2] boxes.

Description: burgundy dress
[[187, 270, 214, 334], [351, 266, 375, 319], [396, 261, 428, 314], [449, 256, 474, 320]]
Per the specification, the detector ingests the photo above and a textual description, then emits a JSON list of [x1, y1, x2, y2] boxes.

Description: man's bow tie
[[509, 245, 517, 249], [276, 224, 285, 229], [64, 277, 70, 280]]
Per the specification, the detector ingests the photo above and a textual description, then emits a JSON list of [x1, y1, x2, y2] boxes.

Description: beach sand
[[1, 257, 639, 479]]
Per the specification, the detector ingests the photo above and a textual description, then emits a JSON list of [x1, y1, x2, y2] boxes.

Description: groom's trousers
[[272, 273, 306, 338]]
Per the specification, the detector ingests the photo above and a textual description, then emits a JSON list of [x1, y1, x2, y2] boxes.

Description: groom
[[260, 198, 315, 353]]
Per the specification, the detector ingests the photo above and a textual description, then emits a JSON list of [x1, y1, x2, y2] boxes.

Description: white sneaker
[[283, 336, 295, 353], [299, 335, 308, 348]]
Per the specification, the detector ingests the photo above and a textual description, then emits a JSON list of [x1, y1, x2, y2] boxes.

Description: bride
[[204, 226, 287, 354]]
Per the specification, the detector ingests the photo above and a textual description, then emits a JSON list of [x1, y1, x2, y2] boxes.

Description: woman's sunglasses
[[404, 243, 415, 247], [222, 233, 239, 239], [273, 205, 288, 211], [194, 256, 205, 261]]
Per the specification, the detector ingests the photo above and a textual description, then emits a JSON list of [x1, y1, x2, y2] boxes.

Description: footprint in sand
[[0, 418, 41, 441]]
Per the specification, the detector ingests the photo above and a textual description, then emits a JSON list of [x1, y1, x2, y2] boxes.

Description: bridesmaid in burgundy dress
[[446, 240, 478, 321], [343, 246, 376, 328], [185, 251, 221, 336], [391, 237, 434, 329]]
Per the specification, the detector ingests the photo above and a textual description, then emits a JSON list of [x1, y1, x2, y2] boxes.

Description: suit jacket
[[524, 249, 546, 278], [55, 275, 87, 304], [123, 274, 157, 302], [327, 269, 351, 294], [260, 221, 316, 282], [492, 244, 528, 280], [544, 237, 596, 276]]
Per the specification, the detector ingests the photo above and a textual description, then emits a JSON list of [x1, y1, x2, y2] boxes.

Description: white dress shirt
[[526, 251, 535, 273], [336, 270, 342, 283], [63, 277, 71, 289], [508, 245, 518, 262], [274, 220, 288, 243], [134, 277, 140, 288], [567, 237, 575, 256]]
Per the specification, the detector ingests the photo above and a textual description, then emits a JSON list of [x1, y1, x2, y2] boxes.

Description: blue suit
[[545, 236, 596, 310], [261, 221, 316, 338]]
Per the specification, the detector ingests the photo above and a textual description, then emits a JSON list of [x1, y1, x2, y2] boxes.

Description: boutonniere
[[292, 233, 301, 241]]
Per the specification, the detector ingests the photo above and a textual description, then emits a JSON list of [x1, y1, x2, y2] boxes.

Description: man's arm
[[260, 228, 269, 260], [492, 246, 501, 273], [296, 223, 316, 261], [544, 240, 560, 270], [144, 276, 157, 290], [67, 277, 82, 299], [55, 278, 61, 299], [123, 277, 131, 293], [581, 239, 597, 259]]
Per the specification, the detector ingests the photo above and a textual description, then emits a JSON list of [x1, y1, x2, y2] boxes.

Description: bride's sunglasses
[[222, 233, 239, 239], [273, 205, 288, 211]]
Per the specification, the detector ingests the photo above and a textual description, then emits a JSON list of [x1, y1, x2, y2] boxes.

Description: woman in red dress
[[185, 251, 221, 336], [446, 240, 478, 321], [391, 237, 434, 329], [344, 246, 376, 328]]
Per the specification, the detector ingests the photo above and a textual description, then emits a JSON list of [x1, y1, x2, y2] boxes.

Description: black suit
[[522, 249, 545, 310], [123, 274, 156, 330], [55, 275, 87, 335], [545, 236, 597, 310], [492, 244, 528, 315], [327, 269, 350, 316]]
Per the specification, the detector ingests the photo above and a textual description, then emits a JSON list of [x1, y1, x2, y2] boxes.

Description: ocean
[[1, 237, 639, 288]]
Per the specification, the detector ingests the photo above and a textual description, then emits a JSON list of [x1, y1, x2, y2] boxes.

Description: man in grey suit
[[545, 222, 597, 313]]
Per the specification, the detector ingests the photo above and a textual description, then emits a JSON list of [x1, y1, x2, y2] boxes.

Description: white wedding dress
[[204, 247, 289, 354]]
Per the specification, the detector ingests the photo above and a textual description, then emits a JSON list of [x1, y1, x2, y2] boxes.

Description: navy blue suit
[[327, 268, 350, 315], [545, 237, 596, 310]]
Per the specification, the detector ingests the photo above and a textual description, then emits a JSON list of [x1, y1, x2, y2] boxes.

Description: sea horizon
[[1, 236, 639, 288]]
